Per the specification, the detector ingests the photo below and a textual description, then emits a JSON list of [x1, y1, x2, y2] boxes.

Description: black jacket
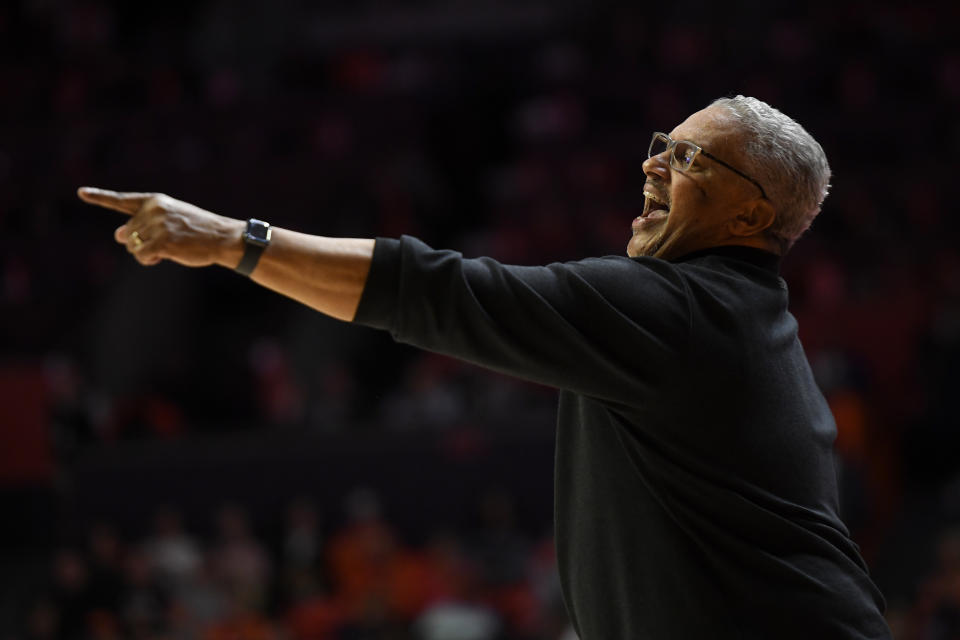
[[354, 236, 891, 639]]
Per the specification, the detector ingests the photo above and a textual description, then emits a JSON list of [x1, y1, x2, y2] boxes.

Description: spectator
[[279, 498, 325, 608], [118, 546, 168, 639], [85, 523, 124, 615], [49, 550, 93, 640], [143, 506, 202, 588], [210, 504, 272, 613]]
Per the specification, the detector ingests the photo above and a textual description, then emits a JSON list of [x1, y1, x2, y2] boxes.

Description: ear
[[727, 199, 776, 238]]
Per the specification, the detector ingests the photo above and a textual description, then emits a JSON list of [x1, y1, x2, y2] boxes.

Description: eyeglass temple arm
[[699, 150, 768, 200]]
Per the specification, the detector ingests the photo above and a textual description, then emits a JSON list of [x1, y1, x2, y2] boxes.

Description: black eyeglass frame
[[648, 132, 768, 200]]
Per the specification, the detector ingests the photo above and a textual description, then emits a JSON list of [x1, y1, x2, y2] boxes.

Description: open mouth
[[641, 191, 670, 219]]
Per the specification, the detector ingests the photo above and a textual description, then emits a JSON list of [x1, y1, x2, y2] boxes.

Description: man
[[79, 95, 891, 638]]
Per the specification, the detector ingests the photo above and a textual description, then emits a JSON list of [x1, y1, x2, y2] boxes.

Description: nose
[[642, 151, 670, 184]]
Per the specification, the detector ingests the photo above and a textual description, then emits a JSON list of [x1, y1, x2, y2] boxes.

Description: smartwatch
[[235, 218, 271, 276]]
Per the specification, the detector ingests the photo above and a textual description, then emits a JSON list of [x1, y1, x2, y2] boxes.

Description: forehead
[[668, 106, 743, 158]]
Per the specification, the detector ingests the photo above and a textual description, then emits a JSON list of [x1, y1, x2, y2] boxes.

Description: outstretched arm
[[77, 187, 374, 322]]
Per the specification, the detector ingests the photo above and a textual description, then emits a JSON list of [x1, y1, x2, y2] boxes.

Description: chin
[[627, 232, 665, 258]]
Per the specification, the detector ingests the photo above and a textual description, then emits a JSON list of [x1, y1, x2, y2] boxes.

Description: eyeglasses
[[648, 132, 768, 200]]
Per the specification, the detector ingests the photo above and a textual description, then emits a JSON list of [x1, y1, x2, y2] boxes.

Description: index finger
[[77, 187, 154, 215]]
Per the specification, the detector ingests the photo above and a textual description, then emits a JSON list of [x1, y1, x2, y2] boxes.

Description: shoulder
[[526, 255, 693, 320], [554, 254, 686, 282], [551, 254, 691, 296]]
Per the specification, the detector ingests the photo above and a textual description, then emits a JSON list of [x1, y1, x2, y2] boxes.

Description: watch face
[[245, 219, 271, 245]]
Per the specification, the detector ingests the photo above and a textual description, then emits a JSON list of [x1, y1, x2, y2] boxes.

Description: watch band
[[235, 218, 271, 277]]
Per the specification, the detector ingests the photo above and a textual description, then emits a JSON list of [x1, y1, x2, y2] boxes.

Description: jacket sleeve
[[353, 236, 691, 403]]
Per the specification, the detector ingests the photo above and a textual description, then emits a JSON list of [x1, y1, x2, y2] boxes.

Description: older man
[[79, 95, 891, 638]]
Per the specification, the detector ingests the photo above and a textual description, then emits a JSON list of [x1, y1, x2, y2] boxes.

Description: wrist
[[215, 217, 247, 269]]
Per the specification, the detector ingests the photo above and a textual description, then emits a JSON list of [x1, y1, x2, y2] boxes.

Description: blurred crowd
[[10, 490, 571, 640], [2, 1, 960, 639]]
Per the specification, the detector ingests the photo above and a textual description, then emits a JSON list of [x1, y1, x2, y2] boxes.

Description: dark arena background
[[1, 1, 959, 638]]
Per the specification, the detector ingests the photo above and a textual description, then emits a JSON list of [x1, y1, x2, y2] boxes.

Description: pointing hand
[[77, 187, 244, 268]]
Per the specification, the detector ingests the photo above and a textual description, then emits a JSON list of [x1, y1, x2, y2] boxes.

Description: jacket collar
[[671, 245, 781, 273]]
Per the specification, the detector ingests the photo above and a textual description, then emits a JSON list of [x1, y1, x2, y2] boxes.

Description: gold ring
[[130, 230, 144, 250]]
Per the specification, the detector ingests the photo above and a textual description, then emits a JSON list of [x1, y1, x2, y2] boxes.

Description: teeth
[[643, 191, 670, 215]]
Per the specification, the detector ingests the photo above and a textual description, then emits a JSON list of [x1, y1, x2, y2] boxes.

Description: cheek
[[673, 180, 710, 211], [672, 187, 721, 231]]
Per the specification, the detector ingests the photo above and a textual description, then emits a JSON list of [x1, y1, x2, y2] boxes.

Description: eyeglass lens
[[649, 134, 699, 171]]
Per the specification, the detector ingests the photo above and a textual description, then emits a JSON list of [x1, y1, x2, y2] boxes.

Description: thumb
[[115, 224, 131, 243], [78, 186, 152, 215]]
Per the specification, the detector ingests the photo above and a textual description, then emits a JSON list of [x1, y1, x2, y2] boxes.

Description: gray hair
[[710, 96, 831, 252]]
